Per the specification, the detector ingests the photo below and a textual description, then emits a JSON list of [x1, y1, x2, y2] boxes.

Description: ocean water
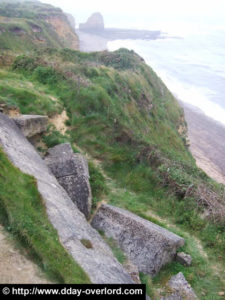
[[107, 30, 225, 126]]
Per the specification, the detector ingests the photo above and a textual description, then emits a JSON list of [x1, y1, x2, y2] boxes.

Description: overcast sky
[[40, 0, 225, 33]]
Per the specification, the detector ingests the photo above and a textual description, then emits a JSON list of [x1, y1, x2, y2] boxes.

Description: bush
[[98, 48, 141, 70], [43, 125, 69, 148], [33, 66, 63, 85], [12, 55, 37, 73]]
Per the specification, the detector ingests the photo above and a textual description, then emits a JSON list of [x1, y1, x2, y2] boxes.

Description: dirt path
[[49, 110, 69, 135], [0, 225, 52, 284]]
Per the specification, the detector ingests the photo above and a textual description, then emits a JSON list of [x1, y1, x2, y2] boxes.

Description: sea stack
[[79, 12, 104, 32]]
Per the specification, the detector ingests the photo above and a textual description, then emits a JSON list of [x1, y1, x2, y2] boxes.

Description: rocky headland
[[77, 12, 161, 52]]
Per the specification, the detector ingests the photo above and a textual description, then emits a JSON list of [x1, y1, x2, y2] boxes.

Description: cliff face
[[0, 1, 79, 51], [0, 1, 225, 297], [44, 15, 78, 50]]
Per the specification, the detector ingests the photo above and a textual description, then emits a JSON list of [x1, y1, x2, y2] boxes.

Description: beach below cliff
[[182, 103, 225, 185]]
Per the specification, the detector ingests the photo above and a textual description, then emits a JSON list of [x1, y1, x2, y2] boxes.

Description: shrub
[[33, 66, 63, 85], [12, 55, 37, 73], [43, 125, 69, 148]]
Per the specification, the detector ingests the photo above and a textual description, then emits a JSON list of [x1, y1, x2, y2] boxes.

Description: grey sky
[[40, 0, 225, 32]]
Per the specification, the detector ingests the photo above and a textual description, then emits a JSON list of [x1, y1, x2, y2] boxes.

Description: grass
[[151, 233, 225, 299], [106, 184, 225, 299], [0, 147, 90, 284], [0, 1, 78, 52], [88, 161, 109, 210], [0, 69, 63, 116], [0, 47, 224, 297]]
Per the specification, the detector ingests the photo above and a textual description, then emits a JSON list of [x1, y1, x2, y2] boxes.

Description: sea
[[107, 29, 225, 126]]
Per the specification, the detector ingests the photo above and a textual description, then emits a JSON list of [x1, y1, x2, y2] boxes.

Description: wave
[[158, 72, 225, 127]]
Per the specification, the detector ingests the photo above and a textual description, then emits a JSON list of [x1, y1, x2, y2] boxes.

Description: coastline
[[76, 27, 162, 52], [181, 103, 225, 185], [76, 31, 225, 185], [76, 30, 108, 52]]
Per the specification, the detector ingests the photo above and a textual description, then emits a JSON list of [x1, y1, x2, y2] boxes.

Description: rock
[[0, 104, 20, 116], [176, 252, 192, 266], [161, 272, 197, 300], [45, 143, 92, 219], [0, 113, 133, 284], [123, 260, 141, 284], [30, 23, 42, 33], [91, 204, 185, 276], [79, 12, 104, 32], [12, 115, 48, 138]]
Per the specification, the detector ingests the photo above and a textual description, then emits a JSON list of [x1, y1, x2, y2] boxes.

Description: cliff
[[0, 1, 79, 52], [0, 2, 224, 299]]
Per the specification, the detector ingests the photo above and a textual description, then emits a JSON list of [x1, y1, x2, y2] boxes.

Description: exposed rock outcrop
[[45, 14, 79, 50], [0, 103, 20, 116], [0, 113, 133, 284], [161, 272, 197, 300], [12, 115, 48, 138], [91, 204, 185, 276], [29, 23, 42, 33], [123, 261, 141, 284], [176, 252, 192, 267], [79, 12, 104, 32], [45, 143, 92, 219]]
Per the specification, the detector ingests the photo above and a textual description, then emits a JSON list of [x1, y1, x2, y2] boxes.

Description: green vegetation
[[0, 69, 63, 116], [0, 1, 61, 19], [0, 1, 78, 52], [0, 47, 224, 297], [0, 2, 224, 297], [80, 239, 93, 249], [88, 161, 108, 210], [0, 47, 224, 298], [0, 147, 90, 283], [43, 125, 69, 148]]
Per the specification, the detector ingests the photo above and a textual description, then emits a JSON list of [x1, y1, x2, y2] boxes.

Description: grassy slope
[[0, 1, 78, 52], [0, 3, 224, 292], [0, 147, 90, 283], [1, 48, 223, 298], [0, 68, 63, 115]]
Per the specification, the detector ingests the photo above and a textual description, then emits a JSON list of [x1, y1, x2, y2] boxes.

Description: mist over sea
[[108, 29, 225, 126]]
